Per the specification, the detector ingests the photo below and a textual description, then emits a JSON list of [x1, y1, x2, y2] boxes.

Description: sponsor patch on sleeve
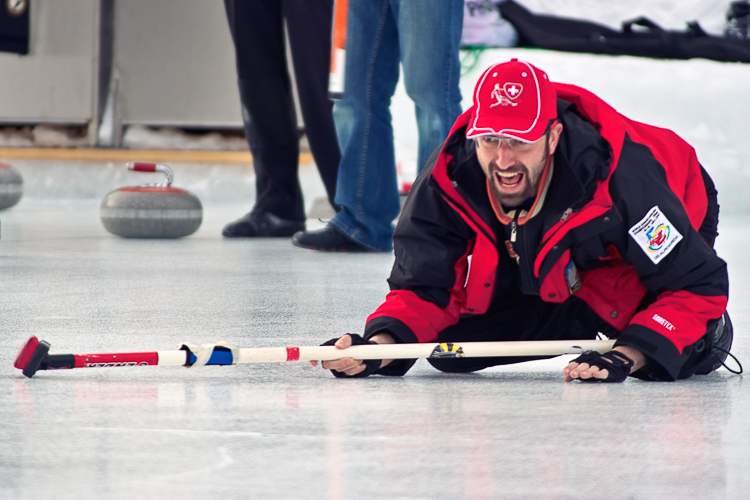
[[628, 206, 683, 264]]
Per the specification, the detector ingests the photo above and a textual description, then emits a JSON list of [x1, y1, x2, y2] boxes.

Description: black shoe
[[694, 312, 736, 375], [222, 209, 304, 237], [292, 224, 373, 252]]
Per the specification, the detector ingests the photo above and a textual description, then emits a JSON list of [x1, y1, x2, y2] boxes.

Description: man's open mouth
[[495, 170, 524, 188]]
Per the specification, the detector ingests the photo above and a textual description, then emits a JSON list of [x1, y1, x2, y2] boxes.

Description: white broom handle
[[217, 339, 617, 364]]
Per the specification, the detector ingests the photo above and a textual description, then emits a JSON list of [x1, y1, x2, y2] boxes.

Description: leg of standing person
[[284, 0, 341, 212], [222, 0, 306, 237], [292, 0, 463, 252], [398, 0, 464, 173], [294, 0, 401, 252], [327, 0, 400, 251]]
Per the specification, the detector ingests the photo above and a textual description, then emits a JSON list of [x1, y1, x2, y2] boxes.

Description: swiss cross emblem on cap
[[504, 83, 522, 99], [490, 82, 523, 108]]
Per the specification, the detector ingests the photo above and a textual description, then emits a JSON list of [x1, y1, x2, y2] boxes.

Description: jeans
[[330, 0, 464, 251]]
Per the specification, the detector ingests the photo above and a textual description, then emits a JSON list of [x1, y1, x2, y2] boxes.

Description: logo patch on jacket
[[652, 313, 676, 331], [628, 206, 683, 264], [565, 260, 582, 294]]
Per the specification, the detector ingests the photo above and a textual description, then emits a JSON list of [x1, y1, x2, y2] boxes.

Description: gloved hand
[[320, 334, 381, 378], [567, 350, 635, 383]]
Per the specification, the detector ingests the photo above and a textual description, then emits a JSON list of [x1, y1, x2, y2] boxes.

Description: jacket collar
[[435, 98, 611, 231]]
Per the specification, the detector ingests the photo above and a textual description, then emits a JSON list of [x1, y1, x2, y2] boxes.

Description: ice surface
[[1, 194, 748, 500], [1, 190, 748, 499]]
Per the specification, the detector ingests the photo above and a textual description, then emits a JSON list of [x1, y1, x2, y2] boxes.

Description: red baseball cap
[[466, 59, 557, 142]]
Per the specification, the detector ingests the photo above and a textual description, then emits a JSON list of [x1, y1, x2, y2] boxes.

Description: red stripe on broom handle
[[286, 347, 300, 362]]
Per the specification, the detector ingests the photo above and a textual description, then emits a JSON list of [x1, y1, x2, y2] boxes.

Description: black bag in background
[[1, 0, 30, 55], [498, 0, 750, 63]]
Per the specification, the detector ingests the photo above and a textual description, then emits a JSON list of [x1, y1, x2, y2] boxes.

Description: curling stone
[[0, 161, 23, 210], [100, 162, 202, 238]]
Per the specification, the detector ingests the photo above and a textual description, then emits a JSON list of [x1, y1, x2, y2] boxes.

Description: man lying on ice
[[312, 59, 733, 383]]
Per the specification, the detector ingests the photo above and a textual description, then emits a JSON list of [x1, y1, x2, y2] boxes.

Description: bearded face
[[475, 121, 562, 208]]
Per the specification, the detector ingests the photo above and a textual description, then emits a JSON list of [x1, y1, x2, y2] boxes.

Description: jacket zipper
[[508, 211, 540, 295], [439, 175, 542, 295], [505, 215, 520, 264]]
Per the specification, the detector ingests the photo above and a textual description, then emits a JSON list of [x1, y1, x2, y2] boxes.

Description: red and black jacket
[[364, 83, 728, 380]]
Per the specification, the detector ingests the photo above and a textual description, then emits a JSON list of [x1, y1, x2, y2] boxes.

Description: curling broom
[[13, 335, 616, 378]]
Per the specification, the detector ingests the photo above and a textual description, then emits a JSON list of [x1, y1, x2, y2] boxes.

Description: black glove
[[569, 350, 634, 383], [321, 334, 381, 378]]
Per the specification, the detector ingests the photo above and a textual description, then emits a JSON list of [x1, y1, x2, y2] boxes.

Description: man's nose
[[493, 143, 516, 169]]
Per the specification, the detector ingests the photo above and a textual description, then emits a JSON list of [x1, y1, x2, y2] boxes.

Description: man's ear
[[548, 121, 564, 155]]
